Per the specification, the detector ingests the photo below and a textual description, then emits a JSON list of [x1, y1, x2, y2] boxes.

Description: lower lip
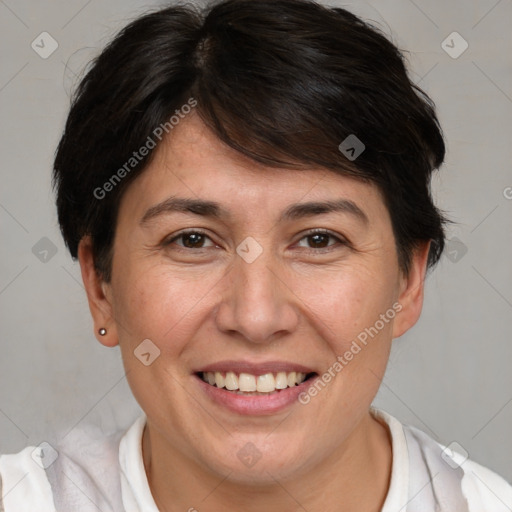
[[195, 374, 317, 415]]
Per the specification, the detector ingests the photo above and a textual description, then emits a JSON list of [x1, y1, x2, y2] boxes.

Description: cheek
[[111, 261, 222, 353], [294, 263, 398, 347], [292, 263, 397, 411]]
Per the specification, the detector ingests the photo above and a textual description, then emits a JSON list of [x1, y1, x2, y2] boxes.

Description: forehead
[[118, 114, 389, 226]]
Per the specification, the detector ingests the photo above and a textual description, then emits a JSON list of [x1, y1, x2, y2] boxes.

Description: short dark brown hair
[[53, 0, 447, 281]]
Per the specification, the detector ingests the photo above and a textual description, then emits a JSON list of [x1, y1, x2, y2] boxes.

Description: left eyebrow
[[140, 196, 369, 226], [281, 199, 369, 225]]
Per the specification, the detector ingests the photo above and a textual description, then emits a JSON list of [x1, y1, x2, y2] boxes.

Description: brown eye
[[306, 233, 331, 248], [181, 232, 206, 248], [165, 230, 216, 250], [296, 230, 347, 252]]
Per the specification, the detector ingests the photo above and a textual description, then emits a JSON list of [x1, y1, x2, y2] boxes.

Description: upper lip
[[195, 360, 317, 376]]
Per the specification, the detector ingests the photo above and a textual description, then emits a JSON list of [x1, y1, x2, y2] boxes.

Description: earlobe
[[77, 237, 119, 347], [392, 241, 431, 339]]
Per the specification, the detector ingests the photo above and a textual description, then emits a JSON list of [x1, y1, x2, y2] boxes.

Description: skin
[[79, 113, 430, 512]]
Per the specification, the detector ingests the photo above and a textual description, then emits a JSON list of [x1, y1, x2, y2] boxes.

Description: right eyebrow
[[140, 197, 231, 226]]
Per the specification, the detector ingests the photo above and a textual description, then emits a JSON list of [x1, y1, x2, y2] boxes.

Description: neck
[[142, 411, 392, 512]]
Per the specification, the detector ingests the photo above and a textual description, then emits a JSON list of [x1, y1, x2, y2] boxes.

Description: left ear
[[392, 240, 431, 339]]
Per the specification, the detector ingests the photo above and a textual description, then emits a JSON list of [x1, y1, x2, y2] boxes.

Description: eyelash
[[163, 228, 349, 254]]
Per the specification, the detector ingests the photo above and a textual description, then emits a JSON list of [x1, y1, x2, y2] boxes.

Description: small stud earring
[[98, 327, 107, 336]]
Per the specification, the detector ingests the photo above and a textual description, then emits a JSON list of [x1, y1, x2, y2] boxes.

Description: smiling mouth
[[198, 371, 317, 395]]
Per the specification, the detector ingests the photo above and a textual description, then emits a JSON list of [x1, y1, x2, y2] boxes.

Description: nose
[[214, 247, 300, 345]]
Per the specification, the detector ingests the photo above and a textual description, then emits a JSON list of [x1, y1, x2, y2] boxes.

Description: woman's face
[[83, 114, 427, 482]]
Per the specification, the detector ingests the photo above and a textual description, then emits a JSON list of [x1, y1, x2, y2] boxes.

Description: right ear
[[77, 236, 118, 347]]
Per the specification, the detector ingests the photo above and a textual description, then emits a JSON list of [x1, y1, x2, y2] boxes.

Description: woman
[[1, 0, 511, 510]]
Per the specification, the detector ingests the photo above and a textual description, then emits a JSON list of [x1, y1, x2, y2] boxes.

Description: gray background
[[1, 0, 511, 483]]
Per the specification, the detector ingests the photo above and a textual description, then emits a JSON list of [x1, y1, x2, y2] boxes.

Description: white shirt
[[1, 408, 511, 511]]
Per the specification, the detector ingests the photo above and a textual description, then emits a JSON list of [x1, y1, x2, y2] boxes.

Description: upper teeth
[[202, 371, 308, 393]]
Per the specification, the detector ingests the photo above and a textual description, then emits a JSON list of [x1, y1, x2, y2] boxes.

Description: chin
[[199, 441, 313, 484]]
